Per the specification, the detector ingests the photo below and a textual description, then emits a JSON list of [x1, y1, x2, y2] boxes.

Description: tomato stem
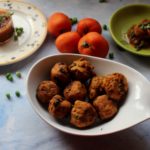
[[82, 41, 89, 48]]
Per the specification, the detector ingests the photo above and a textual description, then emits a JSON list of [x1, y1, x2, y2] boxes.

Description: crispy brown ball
[[70, 100, 96, 128], [48, 95, 72, 119], [37, 80, 60, 104], [64, 81, 87, 102], [50, 62, 70, 86], [93, 95, 118, 120], [89, 76, 104, 99], [102, 73, 128, 102], [69, 57, 95, 81]]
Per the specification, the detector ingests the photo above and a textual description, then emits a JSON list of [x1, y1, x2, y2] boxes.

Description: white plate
[[27, 54, 150, 136], [0, 0, 47, 66]]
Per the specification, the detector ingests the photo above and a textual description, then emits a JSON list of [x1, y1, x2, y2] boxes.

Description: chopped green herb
[[6, 73, 13, 82], [6, 73, 11, 78], [70, 17, 78, 25], [103, 24, 108, 30], [16, 71, 22, 78], [6, 93, 11, 99], [140, 23, 150, 30], [8, 75, 13, 81], [15, 91, 21, 97], [146, 24, 150, 29], [16, 27, 23, 32], [99, 0, 107, 2], [17, 30, 22, 36], [14, 27, 24, 41], [16, 27, 24, 36], [0, 11, 14, 23], [140, 24, 145, 30], [109, 52, 114, 59]]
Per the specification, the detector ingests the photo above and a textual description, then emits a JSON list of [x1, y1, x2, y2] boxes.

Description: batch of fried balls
[[36, 57, 128, 128]]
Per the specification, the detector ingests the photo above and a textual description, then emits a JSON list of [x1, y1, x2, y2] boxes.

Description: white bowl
[[26, 54, 150, 136]]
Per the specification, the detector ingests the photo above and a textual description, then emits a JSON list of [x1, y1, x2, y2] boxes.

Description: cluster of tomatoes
[[47, 12, 109, 58]]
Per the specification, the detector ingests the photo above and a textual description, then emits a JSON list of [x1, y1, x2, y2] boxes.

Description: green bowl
[[109, 4, 150, 56]]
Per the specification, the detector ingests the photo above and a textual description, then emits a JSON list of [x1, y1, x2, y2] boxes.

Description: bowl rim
[[109, 3, 150, 56]]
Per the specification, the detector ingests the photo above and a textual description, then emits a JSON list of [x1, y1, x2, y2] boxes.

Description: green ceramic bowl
[[109, 4, 150, 56]]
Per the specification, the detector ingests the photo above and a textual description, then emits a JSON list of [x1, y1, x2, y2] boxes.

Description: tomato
[[55, 32, 81, 53], [48, 12, 71, 37], [77, 18, 102, 36], [78, 32, 109, 58]]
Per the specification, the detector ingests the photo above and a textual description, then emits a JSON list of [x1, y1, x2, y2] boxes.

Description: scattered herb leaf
[[109, 52, 114, 59], [15, 91, 21, 97], [16, 71, 22, 78], [6, 73, 11, 78], [5, 73, 13, 82], [6, 93, 11, 99], [103, 24, 108, 30], [8, 76, 13, 82]]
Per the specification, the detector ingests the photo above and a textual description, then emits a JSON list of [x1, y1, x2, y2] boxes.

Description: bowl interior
[[109, 4, 150, 56], [27, 54, 150, 136]]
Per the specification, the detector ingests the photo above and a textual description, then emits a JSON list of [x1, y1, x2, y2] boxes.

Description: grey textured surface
[[0, 0, 150, 150]]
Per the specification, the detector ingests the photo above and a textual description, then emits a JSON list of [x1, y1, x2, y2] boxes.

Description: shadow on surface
[[130, 54, 150, 67], [115, 44, 150, 66], [58, 127, 149, 150]]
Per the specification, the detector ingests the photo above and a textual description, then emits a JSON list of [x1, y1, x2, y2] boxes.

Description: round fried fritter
[[89, 76, 104, 99], [69, 57, 95, 81], [70, 100, 96, 128], [37, 80, 60, 104], [48, 95, 72, 119], [50, 62, 70, 86], [102, 73, 128, 102], [93, 95, 118, 120], [63, 81, 87, 102]]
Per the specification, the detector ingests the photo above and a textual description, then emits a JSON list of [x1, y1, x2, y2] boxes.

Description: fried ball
[[64, 81, 87, 102], [50, 62, 70, 86], [102, 73, 128, 102], [48, 95, 72, 119], [89, 76, 104, 99], [37, 80, 60, 104], [70, 100, 96, 128], [93, 95, 118, 120], [69, 57, 94, 81]]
